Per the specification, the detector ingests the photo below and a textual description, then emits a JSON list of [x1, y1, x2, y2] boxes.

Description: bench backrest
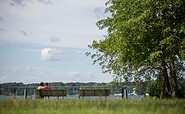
[[35, 90, 67, 96], [79, 88, 110, 96]]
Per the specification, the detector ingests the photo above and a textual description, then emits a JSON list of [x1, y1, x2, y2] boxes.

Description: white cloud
[[0, 76, 8, 82], [38, 0, 51, 5], [68, 71, 80, 77], [0, 0, 113, 83], [92, 7, 107, 19], [20, 30, 27, 36], [0, 0, 108, 49], [67, 71, 94, 82], [17, 76, 37, 83], [41, 48, 62, 61], [1, 66, 33, 72], [50, 37, 60, 42]]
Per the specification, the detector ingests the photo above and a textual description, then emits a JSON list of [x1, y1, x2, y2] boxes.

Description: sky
[[0, 0, 113, 84]]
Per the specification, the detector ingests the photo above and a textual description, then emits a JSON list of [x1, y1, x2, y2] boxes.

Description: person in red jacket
[[43, 82, 51, 90]]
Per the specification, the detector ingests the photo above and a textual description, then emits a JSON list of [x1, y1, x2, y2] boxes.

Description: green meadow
[[0, 99, 185, 114]]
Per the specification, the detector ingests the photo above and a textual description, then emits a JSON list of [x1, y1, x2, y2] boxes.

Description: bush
[[147, 81, 160, 98]]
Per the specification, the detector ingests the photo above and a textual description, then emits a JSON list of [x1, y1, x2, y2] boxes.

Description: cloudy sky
[[0, 0, 113, 84]]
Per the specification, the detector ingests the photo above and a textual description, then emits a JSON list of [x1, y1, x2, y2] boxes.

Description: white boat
[[113, 93, 122, 96]]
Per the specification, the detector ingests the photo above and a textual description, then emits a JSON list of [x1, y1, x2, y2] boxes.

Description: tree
[[147, 80, 161, 98], [87, 0, 185, 98]]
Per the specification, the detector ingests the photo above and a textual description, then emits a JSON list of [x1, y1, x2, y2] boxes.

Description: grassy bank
[[0, 99, 185, 114]]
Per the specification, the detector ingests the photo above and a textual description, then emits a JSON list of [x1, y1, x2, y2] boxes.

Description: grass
[[0, 99, 185, 114]]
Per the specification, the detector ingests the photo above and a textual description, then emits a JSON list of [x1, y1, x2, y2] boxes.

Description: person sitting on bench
[[43, 82, 51, 90], [37, 82, 45, 90]]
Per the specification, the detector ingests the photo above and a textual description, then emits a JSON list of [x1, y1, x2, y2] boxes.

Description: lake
[[0, 94, 145, 100]]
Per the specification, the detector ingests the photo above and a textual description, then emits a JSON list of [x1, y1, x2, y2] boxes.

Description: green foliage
[[135, 81, 148, 95], [147, 81, 161, 98], [87, 0, 185, 98], [89, 0, 185, 77], [177, 76, 185, 98]]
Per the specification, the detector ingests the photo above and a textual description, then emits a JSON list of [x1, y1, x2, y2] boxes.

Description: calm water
[[0, 95, 144, 100]]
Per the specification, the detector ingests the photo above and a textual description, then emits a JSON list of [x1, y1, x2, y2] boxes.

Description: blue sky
[[0, 0, 113, 83]]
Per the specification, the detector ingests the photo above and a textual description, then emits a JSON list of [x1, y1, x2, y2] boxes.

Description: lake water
[[0, 94, 145, 100]]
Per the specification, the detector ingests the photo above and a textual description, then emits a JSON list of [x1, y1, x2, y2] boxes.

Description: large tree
[[88, 0, 185, 98]]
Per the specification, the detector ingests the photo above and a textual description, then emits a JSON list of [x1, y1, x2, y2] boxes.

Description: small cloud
[[68, 71, 80, 77], [18, 76, 36, 83], [93, 7, 107, 19], [0, 16, 3, 21], [21, 30, 27, 36], [76, 50, 82, 54], [10, 0, 51, 7], [10, 66, 32, 72], [10, 0, 27, 7], [50, 37, 60, 42], [0, 28, 5, 31], [38, 0, 51, 5], [0, 76, 8, 81], [67, 71, 93, 81], [41, 48, 62, 61]]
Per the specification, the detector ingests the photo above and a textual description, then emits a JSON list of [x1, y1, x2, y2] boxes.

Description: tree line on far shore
[[0, 80, 185, 98]]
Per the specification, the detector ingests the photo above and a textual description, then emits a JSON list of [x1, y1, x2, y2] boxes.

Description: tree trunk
[[165, 71, 171, 97], [160, 60, 168, 99], [170, 60, 179, 98]]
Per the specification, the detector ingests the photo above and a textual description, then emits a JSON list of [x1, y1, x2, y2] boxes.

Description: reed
[[0, 99, 185, 114]]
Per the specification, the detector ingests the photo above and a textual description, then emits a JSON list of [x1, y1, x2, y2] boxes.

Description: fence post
[[11, 88, 16, 99], [33, 89, 36, 99], [121, 86, 128, 99], [24, 89, 28, 99], [124, 89, 128, 99]]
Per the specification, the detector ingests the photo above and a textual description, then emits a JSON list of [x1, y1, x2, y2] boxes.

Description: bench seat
[[79, 87, 110, 98], [35, 89, 67, 98]]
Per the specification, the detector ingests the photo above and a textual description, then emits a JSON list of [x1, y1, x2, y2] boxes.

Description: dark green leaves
[[87, 0, 185, 84]]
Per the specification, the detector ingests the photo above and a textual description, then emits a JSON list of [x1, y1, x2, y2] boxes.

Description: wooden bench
[[35, 89, 67, 99], [79, 87, 111, 98]]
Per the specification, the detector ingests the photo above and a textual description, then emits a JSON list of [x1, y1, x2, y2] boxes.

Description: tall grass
[[0, 99, 185, 114]]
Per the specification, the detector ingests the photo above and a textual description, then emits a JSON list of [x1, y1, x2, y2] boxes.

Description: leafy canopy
[[88, 0, 185, 80]]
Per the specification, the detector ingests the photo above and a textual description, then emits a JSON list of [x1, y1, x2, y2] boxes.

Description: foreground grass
[[0, 99, 185, 114]]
